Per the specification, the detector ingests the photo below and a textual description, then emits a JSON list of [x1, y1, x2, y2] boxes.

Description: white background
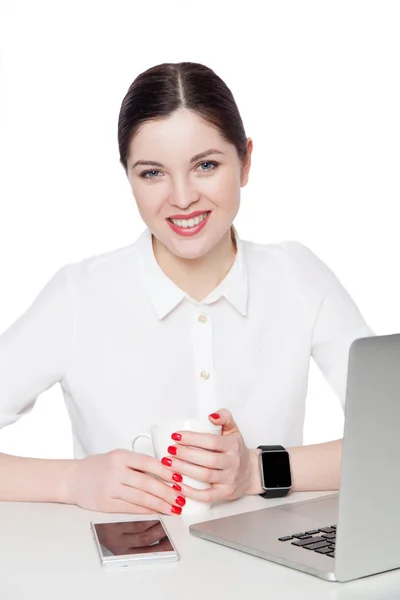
[[0, 0, 399, 459]]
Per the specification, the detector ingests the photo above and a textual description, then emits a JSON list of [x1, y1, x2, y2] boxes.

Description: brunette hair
[[118, 62, 247, 172]]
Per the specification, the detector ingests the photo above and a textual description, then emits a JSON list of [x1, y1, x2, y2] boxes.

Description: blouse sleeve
[[283, 242, 375, 408], [0, 265, 74, 428]]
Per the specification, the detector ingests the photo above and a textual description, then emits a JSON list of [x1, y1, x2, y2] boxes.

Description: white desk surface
[[1, 491, 400, 600]]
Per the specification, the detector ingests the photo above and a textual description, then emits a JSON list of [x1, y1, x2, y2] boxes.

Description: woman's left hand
[[161, 409, 262, 504]]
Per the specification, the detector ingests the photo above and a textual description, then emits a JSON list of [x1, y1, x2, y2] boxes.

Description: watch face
[[261, 450, 292, 489]]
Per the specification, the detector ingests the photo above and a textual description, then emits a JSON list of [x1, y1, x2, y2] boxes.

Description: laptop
[[190, 334, 400, 582]]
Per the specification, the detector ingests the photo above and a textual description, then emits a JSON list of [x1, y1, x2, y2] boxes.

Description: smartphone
[[90, 517, 179, 568]]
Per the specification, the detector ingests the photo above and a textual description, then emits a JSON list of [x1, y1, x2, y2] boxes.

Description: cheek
[[132, 184, 165, 218], [212, 172, 241, 209]]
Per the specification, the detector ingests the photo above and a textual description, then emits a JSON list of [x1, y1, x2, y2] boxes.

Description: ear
[[240, 138, 253, 187]]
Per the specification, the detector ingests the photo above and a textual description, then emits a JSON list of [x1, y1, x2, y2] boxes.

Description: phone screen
[[93, 519, 174, 556]]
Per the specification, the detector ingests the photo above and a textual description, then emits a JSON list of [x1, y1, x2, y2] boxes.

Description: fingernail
[[171, 432, 182, 441], [161, 457, 172, 467], [167, 445, 177, 455], [209, 412, 220, 419], [172, 472, 182, 482], [171, 505, 182, 515], [172, 483, 182, 492], [175, 495, 186, 507]]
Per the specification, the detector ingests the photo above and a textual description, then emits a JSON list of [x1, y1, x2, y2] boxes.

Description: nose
[[168, 175, 199, 210]]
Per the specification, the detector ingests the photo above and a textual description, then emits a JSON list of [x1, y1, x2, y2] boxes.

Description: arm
[[0, 454, 76, 502], [285, 241, 375, 407], [247, 244, 372, 495], [248, 438, 342, 494], [0, 268, 187, 514], [0, 266, 75, 501]]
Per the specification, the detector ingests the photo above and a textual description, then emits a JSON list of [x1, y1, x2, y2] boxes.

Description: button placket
[[191, 309, 216, 415]]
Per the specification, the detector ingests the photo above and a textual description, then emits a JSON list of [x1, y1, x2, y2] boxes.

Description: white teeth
[[170, 212, 209, 227]]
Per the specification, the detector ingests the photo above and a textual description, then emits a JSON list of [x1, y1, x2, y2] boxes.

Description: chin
[[152, 221, 229, 260], [168, 238, 211, 260], [158, 227, 221, 258]]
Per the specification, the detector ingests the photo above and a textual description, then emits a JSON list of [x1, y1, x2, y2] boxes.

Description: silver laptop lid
[[335, 334, 400, 581]]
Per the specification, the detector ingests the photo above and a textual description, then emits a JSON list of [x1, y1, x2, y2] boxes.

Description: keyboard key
[[292, 536, 325, 547], [303, 541, 332, 551], [292, 534, 312, 539], [319, 527, 336, 534], [278, 536, 293, 542], [291, 532, 307, 538], [305, 529, 320, 535], [321, 533, 336, 539], [315, 547, 334, 555], [327, 552, 335, 558]]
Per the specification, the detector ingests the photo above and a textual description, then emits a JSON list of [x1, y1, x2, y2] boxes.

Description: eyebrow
[[131, 148, 225, 170]]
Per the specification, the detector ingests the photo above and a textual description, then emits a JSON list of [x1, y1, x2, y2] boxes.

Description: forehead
[[129, 109, 230, 160]]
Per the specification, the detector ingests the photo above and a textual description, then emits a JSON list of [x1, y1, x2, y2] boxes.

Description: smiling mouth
[[167, 211, 211, 229]]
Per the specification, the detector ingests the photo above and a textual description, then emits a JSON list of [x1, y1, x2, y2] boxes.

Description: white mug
[[131, 418, 222, 515]]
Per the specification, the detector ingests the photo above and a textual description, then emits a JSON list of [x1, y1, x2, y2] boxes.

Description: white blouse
[[0, 228, 374, 458]]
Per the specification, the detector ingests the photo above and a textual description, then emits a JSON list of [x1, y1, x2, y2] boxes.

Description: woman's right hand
[[61, 449, 185, 515]]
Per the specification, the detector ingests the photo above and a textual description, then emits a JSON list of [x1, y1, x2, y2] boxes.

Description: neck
[[153, 228, 237, 302]]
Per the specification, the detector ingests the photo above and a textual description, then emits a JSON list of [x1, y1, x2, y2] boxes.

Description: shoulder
[[59, 237, 143, 291], [242, 237, 320, 265], [241, 237, 338, 291]]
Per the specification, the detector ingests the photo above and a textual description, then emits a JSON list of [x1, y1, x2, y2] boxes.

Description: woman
[[0, 62, 373, 516]]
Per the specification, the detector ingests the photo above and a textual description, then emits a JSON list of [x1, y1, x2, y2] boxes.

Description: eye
[[196, 160, 219, 173], [139, 169, 163, 180], [139, 160, 219, 180]]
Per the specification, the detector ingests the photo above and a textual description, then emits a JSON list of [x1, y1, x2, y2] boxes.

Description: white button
[[200, 370, 210, 380], [198, 314, 207, 324]]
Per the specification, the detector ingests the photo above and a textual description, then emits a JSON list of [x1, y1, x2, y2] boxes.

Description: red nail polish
[[161, 457, 172, 467], [167, 445, 177, 455], [209, 412, 220, 419], [171, 432, 182, 441], [171, 505, 182, 515], [172, 472, 182, 482], [172, 483, 182, 492], [175, 495, 186, 507]]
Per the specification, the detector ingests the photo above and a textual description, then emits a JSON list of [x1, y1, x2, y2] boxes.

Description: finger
[[170, 430, 226, 451], [116, 484, 183, 515], [160, 455, 227, 484], [120, 469, 186, 510], [167, 444, 230, 470], [121, 449, 180, 483], [176, 482, 225, 504], [209, 408, 240, 435]]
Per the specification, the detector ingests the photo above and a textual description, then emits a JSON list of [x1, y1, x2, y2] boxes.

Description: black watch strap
[[259, 488, 288, 498]]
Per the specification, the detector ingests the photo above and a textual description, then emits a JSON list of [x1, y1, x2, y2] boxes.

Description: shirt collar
[[137, 227, 248, 319]]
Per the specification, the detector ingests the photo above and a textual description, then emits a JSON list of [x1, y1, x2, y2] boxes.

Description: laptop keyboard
[[278, 525, 336, 558]]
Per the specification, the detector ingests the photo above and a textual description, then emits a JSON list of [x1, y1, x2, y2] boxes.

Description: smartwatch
[[257, 445, 292, 498]]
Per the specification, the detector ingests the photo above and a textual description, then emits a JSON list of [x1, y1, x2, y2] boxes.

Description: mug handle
[[131, 432, 166, 485], [131, 432, 153, 452]]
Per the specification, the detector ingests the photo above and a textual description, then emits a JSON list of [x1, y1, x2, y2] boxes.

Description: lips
[[166, 210, 211, 237], [168, 210, 209, 220], [168, 211, 210, 229]]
